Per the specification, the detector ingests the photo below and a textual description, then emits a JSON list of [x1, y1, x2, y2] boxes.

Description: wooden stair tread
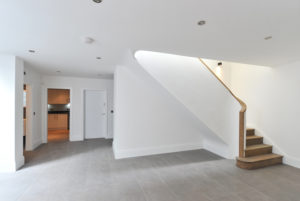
[[246, 135, 264, 146], [246, 135, 263, 140], [246, 128, 255, 136], [246, 144, 272, 150], [237, 154, 283, 163]]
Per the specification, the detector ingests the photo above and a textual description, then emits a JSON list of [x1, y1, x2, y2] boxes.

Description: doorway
[[84, 90, 107, 139], [23, 85, 27, 150], [23, 84, 33, 151], [47, 89, 70, 142]]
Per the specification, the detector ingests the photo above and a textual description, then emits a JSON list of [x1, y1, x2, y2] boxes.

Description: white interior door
[[85, 90, 107, 139]]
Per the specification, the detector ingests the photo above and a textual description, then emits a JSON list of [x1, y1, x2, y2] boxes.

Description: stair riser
[[236, 157, 283, 170], [246, 129, 255, 136], [245, 147, 272, 157], [246, 138, 263, 146]]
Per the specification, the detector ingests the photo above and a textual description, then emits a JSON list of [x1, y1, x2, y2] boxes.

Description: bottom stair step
[[236, 154, 283, 170]]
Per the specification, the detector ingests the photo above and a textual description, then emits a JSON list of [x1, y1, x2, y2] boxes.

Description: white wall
[[113, 51, 232, 159], [135, 51, 241, 158], [41, 76, 114, 141], [201, 59, 232, 86], [226, 60, 300, 168], [24, 67, 43, 150], [15, 58, 24, 169], [0, 55, 24, 172]]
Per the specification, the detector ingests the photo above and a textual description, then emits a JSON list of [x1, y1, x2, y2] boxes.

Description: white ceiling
[[0, 0, 299, 78]]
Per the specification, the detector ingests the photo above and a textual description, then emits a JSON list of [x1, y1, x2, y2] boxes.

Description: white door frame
[[24, 84, 33, 151], [42, 87, 72, 143], [83, 89, 108, 139]]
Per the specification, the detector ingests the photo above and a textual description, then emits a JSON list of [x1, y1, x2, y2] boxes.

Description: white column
[[0, 55, 24, 172]]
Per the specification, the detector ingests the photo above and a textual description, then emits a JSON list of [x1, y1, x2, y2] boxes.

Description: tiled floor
[[1, 139, 300, 201]]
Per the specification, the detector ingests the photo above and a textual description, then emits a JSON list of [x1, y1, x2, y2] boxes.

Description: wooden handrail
[[199, 58, 247, 157]]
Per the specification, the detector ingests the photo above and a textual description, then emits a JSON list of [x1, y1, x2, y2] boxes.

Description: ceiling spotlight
[[197, 20, 206, 26], [28, 50, 35, 53], [96, 57, 102, 60], [81, 37, 94, 44], [264, 36, 272, 40], [93, 0, 102, 3]]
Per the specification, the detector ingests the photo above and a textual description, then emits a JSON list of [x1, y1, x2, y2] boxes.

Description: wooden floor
[[47, 129, 69, 142], [2, 139, 300, 201]]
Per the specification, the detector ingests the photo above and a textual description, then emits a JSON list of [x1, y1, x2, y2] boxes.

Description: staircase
[[236, 128, 283, 169], [135, 53, 283, 169], [198, 58, 283, 169]]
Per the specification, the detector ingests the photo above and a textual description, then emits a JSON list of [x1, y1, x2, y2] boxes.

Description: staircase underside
[[236, 128, 283, 170]]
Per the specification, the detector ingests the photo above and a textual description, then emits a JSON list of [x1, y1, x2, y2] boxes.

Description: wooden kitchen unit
[[48, 113, 68, 130], [47, 88, 70, 142], [48, 89, 70, 104]]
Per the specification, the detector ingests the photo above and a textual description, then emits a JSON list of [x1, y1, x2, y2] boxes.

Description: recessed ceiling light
[[264, 36, 272, 40], [28, 50, 35, 53], [197, 20, 206, 26], [93, 0, 102, 3], [56, 70, 61, 73], [81, 37, 94, 44], [96, 57, 102, 60]]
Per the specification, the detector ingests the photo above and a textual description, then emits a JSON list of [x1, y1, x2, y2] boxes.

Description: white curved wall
[[200, 57, 300, 168], [113, 51, 215, 159], [227, 60, 300, 168], [134, 51, 241, 158]]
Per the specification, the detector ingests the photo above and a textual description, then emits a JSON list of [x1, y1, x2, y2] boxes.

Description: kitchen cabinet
[[48, 114, 68, 130], [48, 89, 70, 104]]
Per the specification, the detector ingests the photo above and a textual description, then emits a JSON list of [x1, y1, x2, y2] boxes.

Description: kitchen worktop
[[48, 111, 69, 114]]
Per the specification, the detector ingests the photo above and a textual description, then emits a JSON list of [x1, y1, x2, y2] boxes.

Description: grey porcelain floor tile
[[138, 181, 180, 201], [212, 194, 246, 201], [0, 139, 300, 201], [236, 189, 273, 201]]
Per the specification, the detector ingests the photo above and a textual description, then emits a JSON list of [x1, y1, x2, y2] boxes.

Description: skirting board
[[70, 136, 84, 142], [31, 139, 43, 150], [70, 137, 113, 141], [283, 156, 300, 169], [16, 156, 25, 170], [202, 139, 233, 159], [113, 142, 203, 159], [0, 156, 24, 172]]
